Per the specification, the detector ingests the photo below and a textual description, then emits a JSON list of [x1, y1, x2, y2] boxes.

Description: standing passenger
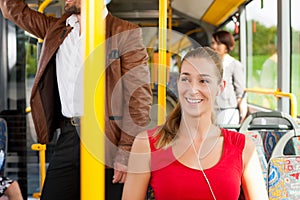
[[122, 47, 268, 200], [211, 30, 248, 125], [0, 0, 152, 199]]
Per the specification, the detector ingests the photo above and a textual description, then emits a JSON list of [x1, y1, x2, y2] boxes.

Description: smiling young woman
[[122, 47, 268, 200]]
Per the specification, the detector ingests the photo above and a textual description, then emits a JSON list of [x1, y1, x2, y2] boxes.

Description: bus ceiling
[[24, 0, 253, 45], [108, 0, 252, 30], [25, 0, 252, 32]]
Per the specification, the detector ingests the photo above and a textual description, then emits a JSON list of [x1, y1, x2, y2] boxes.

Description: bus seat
[[268, 129, 300, 199], [239, 111, 299, 161], [245, 131, 268, 185], [294, 137, 300, 155], [0, 118, 7, 175], [260, 130, 295, 160], [146, 185, 155, 200]]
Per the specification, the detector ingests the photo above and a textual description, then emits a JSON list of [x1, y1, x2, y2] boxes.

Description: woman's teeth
[[186, 98, 202, 103]]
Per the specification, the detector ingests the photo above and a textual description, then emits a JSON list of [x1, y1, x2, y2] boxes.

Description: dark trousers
[[40, 120, 124, 200], [105, 168, 124, 200], [41, 121, 80, 200]]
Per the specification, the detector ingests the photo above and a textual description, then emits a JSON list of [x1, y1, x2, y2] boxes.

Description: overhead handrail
[[38, 0, 52, 13], [37, 0, 53, 59], [175, 28, 203, 53], [245, 88, 298, 119]]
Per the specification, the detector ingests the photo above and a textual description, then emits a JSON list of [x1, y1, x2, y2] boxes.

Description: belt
[[61, 116, 81, 127]]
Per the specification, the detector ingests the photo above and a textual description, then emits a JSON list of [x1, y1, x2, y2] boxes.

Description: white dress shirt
[[56, 8, 108, 118], [56, 14, 83, 117]]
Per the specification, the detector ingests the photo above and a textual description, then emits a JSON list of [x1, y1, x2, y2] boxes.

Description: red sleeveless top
[[148, 128, 245, 200]]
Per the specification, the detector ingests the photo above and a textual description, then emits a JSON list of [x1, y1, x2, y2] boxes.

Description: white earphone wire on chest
[[183, 115, 217, 200]]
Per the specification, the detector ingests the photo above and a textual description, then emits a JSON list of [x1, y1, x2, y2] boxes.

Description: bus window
[[291, 0, 300, 117], [245, 0, 278, 110], [224, 15, 241, 63]]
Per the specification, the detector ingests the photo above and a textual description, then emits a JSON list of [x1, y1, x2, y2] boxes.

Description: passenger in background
[[0, 177, 23, 200], [211, 30, 248, 125], [122, 47, 268, 200], [259, 52, 278, 108]]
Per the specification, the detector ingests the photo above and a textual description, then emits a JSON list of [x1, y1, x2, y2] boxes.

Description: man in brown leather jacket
[[0, 0, 152, 199]]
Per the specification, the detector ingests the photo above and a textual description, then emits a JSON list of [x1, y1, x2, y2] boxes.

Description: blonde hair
[[154, 47, 223, 148]]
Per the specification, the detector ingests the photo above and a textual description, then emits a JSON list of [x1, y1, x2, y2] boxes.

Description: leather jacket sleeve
[[113, 26, 152, 166], [0, 0, 57, 39]]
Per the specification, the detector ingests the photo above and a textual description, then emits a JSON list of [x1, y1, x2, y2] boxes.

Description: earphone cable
[[183, 115, 217, 200]]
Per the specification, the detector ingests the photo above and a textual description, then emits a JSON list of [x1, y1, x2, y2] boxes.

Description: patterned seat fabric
[[245, 131, 268, 185], [268, 130, 300, 200], [268, 156, 300, 199], [259, 130, 295, 161]]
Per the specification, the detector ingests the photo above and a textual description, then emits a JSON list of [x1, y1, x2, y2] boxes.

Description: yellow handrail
[[31, 144, 46, 198], [25, 107, 31, 113], [158, 0, 167, 125], [167, 0, 172, 86], [245, 88, 298, 118], [37, 0, 52, 43], [37, 0, 52, 13]]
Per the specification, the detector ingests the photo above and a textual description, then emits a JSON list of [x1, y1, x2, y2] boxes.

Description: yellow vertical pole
[[31, 144, 46, 198], [167, 0, 172, 84], [39, 145, 46, 189], [81, 0, 105, 199], [158, 0, 167, 125], [168, 0, 172, 32]]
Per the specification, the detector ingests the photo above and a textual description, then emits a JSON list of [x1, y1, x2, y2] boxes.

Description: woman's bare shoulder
[[131, 131, 151, 154]]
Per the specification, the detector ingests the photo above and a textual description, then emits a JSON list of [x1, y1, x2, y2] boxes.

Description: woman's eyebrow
[[198, 74, 211, 78], [180, 71, 212, 78], [180, 72, 191, 76]]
